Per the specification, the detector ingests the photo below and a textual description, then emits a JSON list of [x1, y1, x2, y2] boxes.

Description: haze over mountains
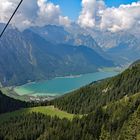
[[0, 20, 140, 87], [90, 29, 140, 63], [30, 23, 140, 64], [1, 21, 140, 86], [0, 23, 114, 86]]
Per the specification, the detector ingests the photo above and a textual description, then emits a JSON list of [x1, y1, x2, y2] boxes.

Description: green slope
[[52, 62, 140, 114], [101, 92, 140, 139], [0, 60, 140, 140], [0, 90, 28, 114], [0, 92, 140, 140], [119, 105, 140, 140], [0, 106, 81, 123]]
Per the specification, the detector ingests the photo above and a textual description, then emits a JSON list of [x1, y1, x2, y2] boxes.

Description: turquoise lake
[[14, 71, 119, 96]]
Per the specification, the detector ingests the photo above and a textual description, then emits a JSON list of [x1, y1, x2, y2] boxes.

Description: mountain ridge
[[0, 24, 114, 86], [52, 60, 140, 114]]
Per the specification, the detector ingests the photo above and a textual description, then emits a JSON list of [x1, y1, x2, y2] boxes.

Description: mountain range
[[62, 23, 140, 64], [1, 22, 140, 87], [0, 23, 113, 86], [87, 29, 140, 64], [32, 24, 140, 65]]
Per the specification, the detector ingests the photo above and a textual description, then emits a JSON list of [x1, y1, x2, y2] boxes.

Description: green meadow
[[0, 106, 82, 124]]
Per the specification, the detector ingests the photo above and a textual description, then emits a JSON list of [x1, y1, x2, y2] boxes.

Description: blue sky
[[49, 0, 81, 20], [49, 0, 139, 20], [105, 0, 139, 7], [1, 0, 140, 31]]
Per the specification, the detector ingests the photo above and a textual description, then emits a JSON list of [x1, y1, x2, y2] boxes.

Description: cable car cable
[[0, 0, 23, 38]]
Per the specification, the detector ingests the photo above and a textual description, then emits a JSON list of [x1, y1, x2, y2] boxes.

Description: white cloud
[[78, 0, 96, 28], [78, 0, 140, 32], [37, 0, 60, 25], [36, 0, 71, 27], [78, 0, 105, 28], [0, 0, 71, 29], [100, 2, 140, 32], [59, 16, 71, 27], [0, 0, 17, 22], [1, 0, 140, 32]]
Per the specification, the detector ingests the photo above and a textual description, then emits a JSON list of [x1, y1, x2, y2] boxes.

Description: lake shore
[[14, 69, 119, 97]]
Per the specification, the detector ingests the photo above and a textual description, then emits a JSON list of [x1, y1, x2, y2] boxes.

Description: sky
[[49, 0, 81, 20], [0, 0, 140, 32], [49, 0, 139, 20], [105, 0, 139, 7]]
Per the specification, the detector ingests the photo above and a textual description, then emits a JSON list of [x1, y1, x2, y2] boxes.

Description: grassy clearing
[[0, 87, 30, 101], [28, 106, 80, 119], [0, 106, 82, 124], [100, 67, 120, 72]]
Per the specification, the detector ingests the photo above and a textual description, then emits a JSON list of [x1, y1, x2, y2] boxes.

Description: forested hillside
[[0, 61, 140, 140], [0, 91, 28, 114], [52, 62, 140, 114], [0, 93, 140, 140]]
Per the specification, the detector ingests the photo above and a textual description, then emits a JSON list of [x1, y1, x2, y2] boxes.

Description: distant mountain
[[29, 25, 69, 44], [29, 25, 107, 56], [0, 23, 5, 33], [0, 24, 114, 86], [24, 29, 114, 72], [106, 32, 140, 64], [0, 28, 36, 86], [66, 34, 104, 54], [85, 29, 140, 64], [63, 23, 140, 65], [32, 23, 140, 65]]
